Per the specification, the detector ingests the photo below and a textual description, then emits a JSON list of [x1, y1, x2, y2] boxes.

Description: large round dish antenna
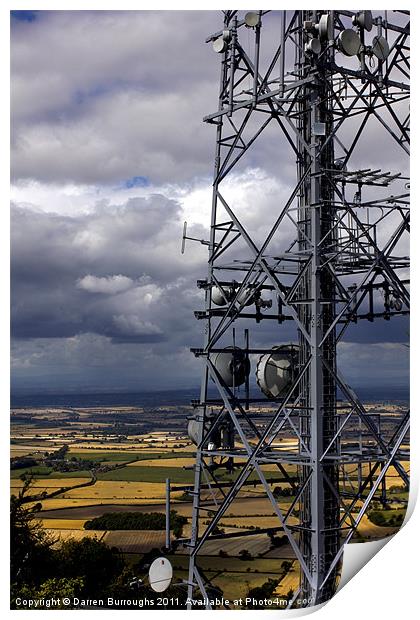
[[353, 10, 373, 32], [338, 29, 361, 57], [149, 557, 173, 593], [318, 14, 333, 41], [210, 346, 250, 388], [211, 285, 235, 306], [188, 419, 203, 446], [187, 419, 221, 450], [236, 285, 257, 307], [372, 35, 390, 61], [256, 345, 299, 399]]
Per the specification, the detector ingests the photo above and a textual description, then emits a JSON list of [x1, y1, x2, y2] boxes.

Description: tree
[[238, 549, 253, 561], [10, 478, 57, 585], [11, 578, 85, 609], [55, 537, 124, 595]]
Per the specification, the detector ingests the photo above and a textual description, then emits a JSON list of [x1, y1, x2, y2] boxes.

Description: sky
[[10, 9, 410, 394]]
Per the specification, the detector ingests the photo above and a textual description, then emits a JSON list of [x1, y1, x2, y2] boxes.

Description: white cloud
[[76, 274, 134, 294]]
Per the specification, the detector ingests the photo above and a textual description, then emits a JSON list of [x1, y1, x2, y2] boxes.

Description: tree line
[[84, 511, 187, 538]]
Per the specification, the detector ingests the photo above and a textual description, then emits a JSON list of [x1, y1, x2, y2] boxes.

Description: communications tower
[[184, 10, 410, 608]]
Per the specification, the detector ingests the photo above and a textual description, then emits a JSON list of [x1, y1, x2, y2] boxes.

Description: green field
[[11, 466, 53, 479], [95, 464, 291, 485], [97, 465, 195, 484], [11, 468, 93, 480]]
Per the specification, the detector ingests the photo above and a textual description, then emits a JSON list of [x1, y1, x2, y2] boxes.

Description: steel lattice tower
[[184, 10, 410, 609]]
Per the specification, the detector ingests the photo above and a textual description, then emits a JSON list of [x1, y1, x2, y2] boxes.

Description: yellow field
[[38, 519, 88, 530], [11, 447, 46, 457], [177, 532, 272, 557], [343, 462, 409, 490], [11, 478, 92, 490], [11, 486, 63, 498], [103, 530, 170, 553], [354, 513, 399, 539], [273, 561, 299, 597], [47, 529, 105, 544], [10, 443, 56, 451], [27, 498, 174, 510], [221, 497, 290, 516], [61, 480, 167, 500]]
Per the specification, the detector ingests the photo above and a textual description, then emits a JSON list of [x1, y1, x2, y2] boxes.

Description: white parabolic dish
[[149, 557, 173, 593]]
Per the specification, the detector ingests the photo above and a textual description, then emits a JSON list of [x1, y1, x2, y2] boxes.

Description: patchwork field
[[103, 530, 169, 553], [11, 402, 409, 605], [177, 532, 274, 557]]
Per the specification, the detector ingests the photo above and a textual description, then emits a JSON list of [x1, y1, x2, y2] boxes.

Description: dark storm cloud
[[11, 196, 205, 345]]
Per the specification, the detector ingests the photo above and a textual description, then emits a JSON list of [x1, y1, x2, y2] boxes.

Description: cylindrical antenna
[[181, 221, 187, 254]]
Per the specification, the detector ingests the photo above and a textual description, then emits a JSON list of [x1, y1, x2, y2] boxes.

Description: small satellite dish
[[338, 29, 361, 57], [352, 10, 373, 32], [244, 12, 259, 28], [306, 38, 322, 55], [213, 37, 227, 54], [210, 346, 250, 388], [372, 35, 390, 61], [318, 14, 333, 41], [149, 557, 173, 593]]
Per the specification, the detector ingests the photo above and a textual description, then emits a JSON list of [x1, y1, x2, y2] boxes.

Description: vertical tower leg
[[298, 11, 340, 603]]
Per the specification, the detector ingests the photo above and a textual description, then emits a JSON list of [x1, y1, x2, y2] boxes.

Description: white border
[[2, 2, 418, 618]]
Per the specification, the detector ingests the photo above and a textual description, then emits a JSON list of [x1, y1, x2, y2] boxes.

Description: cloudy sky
[[10, 10, 409, 395]]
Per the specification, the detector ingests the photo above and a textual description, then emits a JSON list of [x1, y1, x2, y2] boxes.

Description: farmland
[[10, 400, 409, 607]]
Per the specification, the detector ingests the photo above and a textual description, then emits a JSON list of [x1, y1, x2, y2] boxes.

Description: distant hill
[[11, 385, 408, 409]]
